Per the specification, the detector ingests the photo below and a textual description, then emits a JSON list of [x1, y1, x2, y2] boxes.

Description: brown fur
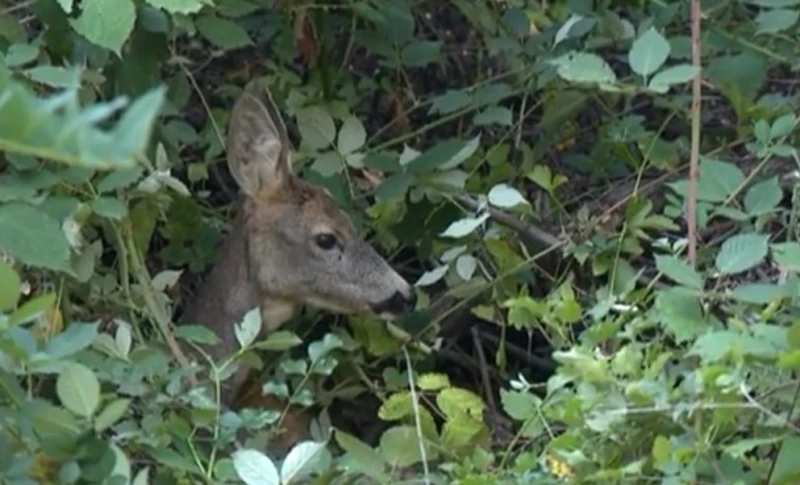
[[179, 82, 416, 454]]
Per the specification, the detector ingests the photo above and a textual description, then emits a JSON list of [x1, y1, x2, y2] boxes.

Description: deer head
[[180, 84, 417, 416], [225, 85, 417, 322]]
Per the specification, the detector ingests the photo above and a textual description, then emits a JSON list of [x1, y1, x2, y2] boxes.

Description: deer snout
[[371, 287, 417, 317]]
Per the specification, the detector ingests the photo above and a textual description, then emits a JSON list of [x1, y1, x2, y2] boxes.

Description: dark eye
[[314, 233, 338, 250]]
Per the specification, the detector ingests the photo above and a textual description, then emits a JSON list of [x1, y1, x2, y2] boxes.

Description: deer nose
[[372, 289, 417, 316]]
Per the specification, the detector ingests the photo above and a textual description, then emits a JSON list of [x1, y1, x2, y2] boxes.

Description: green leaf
[[648, 64, 699, 93], [94, 398, 131, 432], [429, 90, 470, 115], [730, 283, 787, 304], [57, 362, 101, 418], [337, 116, 366, 155], [744, 176, 782, 216], [378, 426, 424, 468], [23, 65, 82, 89], [280, 441, 328, 484], [440, 213, 489, 238], [0, 203, 70, 271], [654, 254, 703, 290], [455, 254, 477, 280], [417, 372, 451, 390], [696, 158, 745, 202], [715, 233, 769, 275], [0, 79, 164, 169], [401, 40, 442, 67], [724, 435, 785, 459], [195, 15, 253, 50], [436, 387, 485, 419], [90, 197, 128, 219], [334, 430, 387, 479], [144, 0, 210, 14], [310, 151, 343, 177], [297, 106, 336, 151], [69, 0, 136, 56], [655, 287, 706, 342], [499, 388, 539, 421], [414, 265, 449, 287], [772, 242, 800, 271], [45, 322, 99, 359], [4, 43, 39, 68], [771, 113, 795, 138], [406, 137, 480, 173], [9, 292, 55, 325], [0, 259, 20, 311], [232, 449, 280, 485], [628, 27, 670, 77], [254, 330, 303, 351], [488, 184, 528, 208], [551, 51, 617, 85], [95, 167, 144, 193], [235, 307, 261, 348], [473, 106, 513, 126], [175, 324, 219, 344], [755, 8, 799, 34]]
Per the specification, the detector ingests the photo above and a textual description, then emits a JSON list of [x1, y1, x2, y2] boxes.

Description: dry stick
[[687, 0, 703, 265], [470, 326, 497, 412]]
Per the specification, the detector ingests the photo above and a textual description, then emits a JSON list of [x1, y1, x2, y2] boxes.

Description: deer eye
[[314, 233, 338, 250]]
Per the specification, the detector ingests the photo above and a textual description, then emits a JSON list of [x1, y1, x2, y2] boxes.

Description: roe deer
[[179, 82, 416, 452]]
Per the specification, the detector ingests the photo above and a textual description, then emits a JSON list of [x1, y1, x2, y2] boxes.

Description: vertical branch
[[687, 0, 702, 265]]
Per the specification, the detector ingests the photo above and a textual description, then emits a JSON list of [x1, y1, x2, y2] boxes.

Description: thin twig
[[687, 0, 702, 265], [402, 346, 431, 485], [471, 326, 497, 412]]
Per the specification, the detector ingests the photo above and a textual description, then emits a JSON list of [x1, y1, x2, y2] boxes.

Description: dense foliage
[[1, 0, 800, 484]]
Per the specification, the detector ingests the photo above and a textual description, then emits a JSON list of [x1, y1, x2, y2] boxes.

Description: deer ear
[[226, 87, 292, 198]]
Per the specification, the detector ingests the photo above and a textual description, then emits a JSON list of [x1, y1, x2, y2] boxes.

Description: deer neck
[[180, 210, 296, 378]]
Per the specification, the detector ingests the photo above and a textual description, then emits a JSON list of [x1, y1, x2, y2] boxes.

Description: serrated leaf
[[377, 391, 413, 421], [235, 307, 261, 349], [551, 51, 617, 85], [255, 330, 303, 351], [755, 8, 799, 34], [744, 176, 782, 216], [440, 213, 490, 238], [648, 64, 699, 93], [57, 362, 100, 418], [337, 116, 366, 155], [417, 372, 451, 390], [281, 441, 327, 484], [310, 151, 343, 177], [436, 387, 485, 419], [654, 254, 703, 290], [195, 15, 253, 49], [297, 106, 336, 150], [232, 449, 279, 485], [0, 203, 70, 271], [628, 27, 670, 77], [715, 234, 769, 275], [69, 0, 136, 56], [488, 184, 528, 208]]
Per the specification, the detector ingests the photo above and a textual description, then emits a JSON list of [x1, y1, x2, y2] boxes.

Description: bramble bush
[[1, 0, 800, 484]]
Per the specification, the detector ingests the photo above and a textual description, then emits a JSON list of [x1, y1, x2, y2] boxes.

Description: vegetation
[[1, 0, 800, 483]]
